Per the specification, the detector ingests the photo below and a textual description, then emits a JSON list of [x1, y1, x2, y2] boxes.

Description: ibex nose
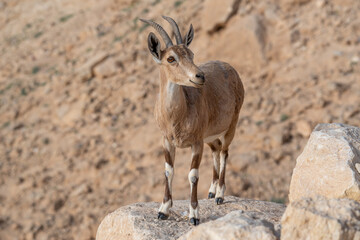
[[196, 72, 205, 81]]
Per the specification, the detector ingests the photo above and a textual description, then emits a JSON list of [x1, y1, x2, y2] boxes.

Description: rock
[[295, 120, 312, 138], [93, 57, 118, 79], [0, 2, 7, 10], [178, 210, 279, 240], [56, 94, 87, 126], [279, 0, 312, 10], [289, 123, 360, 203], [201, 0, 240, 33], [281, 196, 360, 240], [96, 196, 285, 240], [351, 56, 360, 65], [316, 0, 327, 8], [211, 14, 267, 73], [76, 52, 109, 81]]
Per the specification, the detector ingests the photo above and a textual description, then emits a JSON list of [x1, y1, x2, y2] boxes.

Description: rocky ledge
[[96, 196, 286, 240], [97, 195, 360, 240]]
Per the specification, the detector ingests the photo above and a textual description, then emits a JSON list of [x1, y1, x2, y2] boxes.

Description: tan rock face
[[207, 14, 267, 73], [281, 196, 360, 240], [289, 123, 360, 202], [201, 0, 239, 32], [96, 196, 285, 240]]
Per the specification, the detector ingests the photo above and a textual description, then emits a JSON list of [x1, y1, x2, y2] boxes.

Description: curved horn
[[140, 18, 173, 48], [162, 16, 182, 45]]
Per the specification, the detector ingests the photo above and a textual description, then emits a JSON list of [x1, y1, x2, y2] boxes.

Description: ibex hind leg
[[207, 139, 222, 199], [215, 122, 237, 205]]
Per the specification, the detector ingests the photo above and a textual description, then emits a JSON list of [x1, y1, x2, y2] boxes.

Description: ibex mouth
[[189, 79, 204, 86]]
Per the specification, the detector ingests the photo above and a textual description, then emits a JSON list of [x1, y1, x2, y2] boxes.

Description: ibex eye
[[167, 56, 175, 63]]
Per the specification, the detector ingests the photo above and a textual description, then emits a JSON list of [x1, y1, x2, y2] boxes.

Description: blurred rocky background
[[0, 0, 359, 239]]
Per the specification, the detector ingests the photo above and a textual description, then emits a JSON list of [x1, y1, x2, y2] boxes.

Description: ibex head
[[140, 16, 205, 88]]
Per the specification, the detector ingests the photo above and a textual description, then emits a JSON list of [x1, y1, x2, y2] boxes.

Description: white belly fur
[[203, 130, 227, 143]]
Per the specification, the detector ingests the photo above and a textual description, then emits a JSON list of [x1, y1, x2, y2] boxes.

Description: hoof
[[208, 192, 215, 199], [190, 218, 200, 226], [158, 212, 169, 220], [215, 197, 224, 205]]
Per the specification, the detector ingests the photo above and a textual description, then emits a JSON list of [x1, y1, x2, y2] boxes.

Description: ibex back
[[140, 16, 245, 225]]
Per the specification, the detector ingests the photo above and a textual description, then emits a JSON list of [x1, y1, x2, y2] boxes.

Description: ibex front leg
[[188, 142, 203, 225], [158, 138, 175, 220]]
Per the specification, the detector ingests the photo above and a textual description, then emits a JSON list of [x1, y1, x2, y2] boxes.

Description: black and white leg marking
[[215, 150, 228, 205], [189, 168, 199, 225], [188, 142, 203, 225], [158, 138, 175, 220]]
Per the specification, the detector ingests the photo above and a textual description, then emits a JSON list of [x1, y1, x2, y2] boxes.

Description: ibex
[[140, 16, 244, 225]]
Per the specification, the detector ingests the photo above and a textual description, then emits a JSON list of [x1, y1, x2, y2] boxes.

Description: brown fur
[[154, 46, 244, 148]]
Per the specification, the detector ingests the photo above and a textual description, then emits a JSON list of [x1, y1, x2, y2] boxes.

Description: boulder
[[289, 123, 360, 202], [201, 0, 240, 33], [178, 210, 279, 240], [295, 120, 312, 138], [76, 52, 109, 81], [96, 196, 285, 240], [281, 196, 360, 240], [208, 14, 268, 74]]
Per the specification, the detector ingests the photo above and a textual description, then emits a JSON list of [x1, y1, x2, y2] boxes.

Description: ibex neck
[[159, 69, 187, 118]]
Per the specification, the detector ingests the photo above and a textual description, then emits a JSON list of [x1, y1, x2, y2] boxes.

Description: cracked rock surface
[[96, 196, 285, 240]]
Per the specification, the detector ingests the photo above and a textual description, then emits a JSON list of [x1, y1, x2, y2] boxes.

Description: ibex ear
[[147, 32, 161, 64], [183, 24, 194, 47]]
